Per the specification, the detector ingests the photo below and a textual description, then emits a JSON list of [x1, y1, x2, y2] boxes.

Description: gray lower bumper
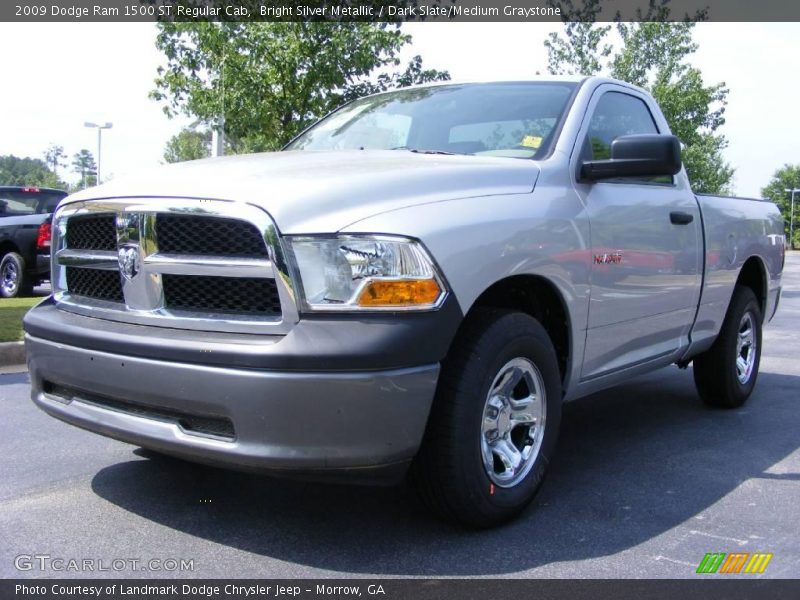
[[26, 334, 439, 482]]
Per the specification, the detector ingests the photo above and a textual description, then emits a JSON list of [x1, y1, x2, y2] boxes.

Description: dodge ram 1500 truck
[[0, 186, 67, 297], [24, 77, 784, 527]]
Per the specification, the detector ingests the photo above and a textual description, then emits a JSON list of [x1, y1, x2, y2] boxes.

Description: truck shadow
[[90, 367, 800, 576]]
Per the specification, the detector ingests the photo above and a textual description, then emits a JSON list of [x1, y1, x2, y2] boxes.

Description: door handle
[[670, 211, 694, 225]]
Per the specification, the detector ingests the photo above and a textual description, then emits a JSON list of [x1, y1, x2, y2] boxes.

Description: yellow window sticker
[[521, 135, 543, 149]]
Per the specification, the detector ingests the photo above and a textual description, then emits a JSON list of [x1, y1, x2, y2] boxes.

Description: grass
[[0, 296, 42, 342]]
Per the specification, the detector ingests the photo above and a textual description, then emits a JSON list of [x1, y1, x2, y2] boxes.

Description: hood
[[64, 150, 539, 233]]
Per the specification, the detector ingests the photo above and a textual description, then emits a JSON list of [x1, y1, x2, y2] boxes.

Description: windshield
[[286, 82, 578, 159], [0, 189, 67, 217]]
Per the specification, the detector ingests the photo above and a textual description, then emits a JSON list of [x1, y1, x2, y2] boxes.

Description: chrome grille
[[66, 214, 116, 250], [51, 198, 297, 334], [156, 214, 269, 257], [163, 275, 281, 315]]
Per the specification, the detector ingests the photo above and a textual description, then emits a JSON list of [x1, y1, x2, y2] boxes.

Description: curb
[[0, 341, 25, 367]]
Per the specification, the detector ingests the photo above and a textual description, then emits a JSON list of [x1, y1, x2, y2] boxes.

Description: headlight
[[287, 235, 447, 311]]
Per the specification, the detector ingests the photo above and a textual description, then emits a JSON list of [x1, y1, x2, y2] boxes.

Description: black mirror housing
[[580, 134, 682, 181]]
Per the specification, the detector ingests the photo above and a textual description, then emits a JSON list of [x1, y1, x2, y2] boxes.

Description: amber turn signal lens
[[357, 279, 441, 307]]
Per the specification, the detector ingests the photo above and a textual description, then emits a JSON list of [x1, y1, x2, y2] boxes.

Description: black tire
[[410, 308, 562, 528], [693, 285, 762, 408], [0, 252, 32, 298]]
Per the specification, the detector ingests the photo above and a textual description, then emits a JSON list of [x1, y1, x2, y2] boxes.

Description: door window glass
[[585, 92, 658, 160]]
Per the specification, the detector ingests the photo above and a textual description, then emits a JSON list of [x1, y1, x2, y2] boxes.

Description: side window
[[584, 92, 659, 160]]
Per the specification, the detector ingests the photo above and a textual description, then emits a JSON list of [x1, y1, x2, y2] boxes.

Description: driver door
[[574, 88, 702, 380]]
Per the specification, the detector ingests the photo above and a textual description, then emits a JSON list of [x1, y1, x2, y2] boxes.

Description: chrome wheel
[[1, 260, 19, 296], [736, 312, 757, 384], [481, 357, 546, 488]]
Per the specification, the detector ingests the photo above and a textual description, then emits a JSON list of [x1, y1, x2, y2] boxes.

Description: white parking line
[[689, 530, 749, 546]]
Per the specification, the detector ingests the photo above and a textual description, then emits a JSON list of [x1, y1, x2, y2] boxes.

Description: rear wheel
[[0, 252, 32, 298], [410, 309, 562, 528], [693, 286, 762, 408]]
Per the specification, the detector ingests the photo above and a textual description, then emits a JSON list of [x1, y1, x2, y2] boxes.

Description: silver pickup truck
[[24, 76, 784, 527]]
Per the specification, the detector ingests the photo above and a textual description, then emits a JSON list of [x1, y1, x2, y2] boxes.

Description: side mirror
[[580, 134, 682, 181]]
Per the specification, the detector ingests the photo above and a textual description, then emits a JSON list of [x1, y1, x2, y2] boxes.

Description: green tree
[[0, 155, 65, 188], [341, 54, 452, 102], [43, 144, 67, 178], [163, 127, 212, 163], [72, 149, 97, 190], [545, 0, 734, 194], [151, 22, 449, 152], [761, 164, 800, 249]]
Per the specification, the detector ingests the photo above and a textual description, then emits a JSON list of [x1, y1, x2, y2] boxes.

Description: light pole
[[785, 188, 800, 250], [84, 121, 113, 183]]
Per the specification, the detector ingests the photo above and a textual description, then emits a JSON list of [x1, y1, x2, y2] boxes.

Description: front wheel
[[410, 309, 562, 528], [693, 285, 763, 408]]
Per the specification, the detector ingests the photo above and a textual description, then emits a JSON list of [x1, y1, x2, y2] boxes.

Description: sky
[[0, 22, 798, 198]]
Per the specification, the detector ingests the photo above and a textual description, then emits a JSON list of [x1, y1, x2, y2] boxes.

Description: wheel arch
[[736, 255, 768, 322], [0, 240, 19, 259], [458, 274, 572, 393]]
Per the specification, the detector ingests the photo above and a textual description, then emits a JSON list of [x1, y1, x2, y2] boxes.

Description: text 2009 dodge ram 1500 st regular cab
[[24, 77, 784, 527]]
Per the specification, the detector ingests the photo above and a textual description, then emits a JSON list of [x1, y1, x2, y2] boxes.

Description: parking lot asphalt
[[1, 256, 798, 579]]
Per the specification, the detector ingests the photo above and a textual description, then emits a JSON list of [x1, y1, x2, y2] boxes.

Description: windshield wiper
[[390, 146, 458, 156]]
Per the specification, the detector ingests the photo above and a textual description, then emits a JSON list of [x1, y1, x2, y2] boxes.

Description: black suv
[[0, 186, 68, 297]]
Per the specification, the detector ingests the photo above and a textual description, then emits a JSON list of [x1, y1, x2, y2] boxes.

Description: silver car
[[25, 77, 784, 527]]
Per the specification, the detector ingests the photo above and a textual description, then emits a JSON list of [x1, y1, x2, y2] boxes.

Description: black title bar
[[4, 0, 800, 22], [4, 579, 800, 600]]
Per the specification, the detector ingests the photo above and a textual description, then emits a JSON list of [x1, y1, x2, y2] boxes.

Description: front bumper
[[27, 333, 439, 483], [25, 293, 461, 482]]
